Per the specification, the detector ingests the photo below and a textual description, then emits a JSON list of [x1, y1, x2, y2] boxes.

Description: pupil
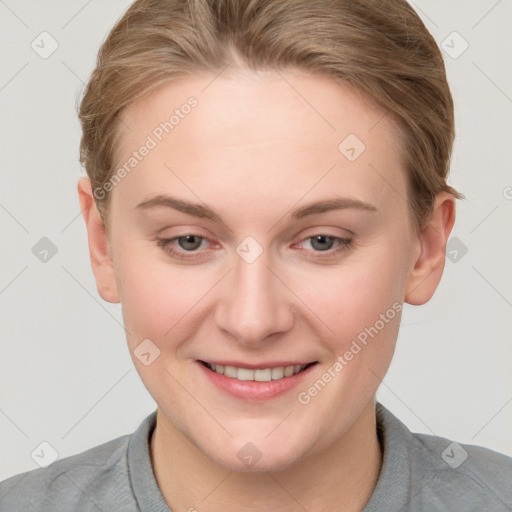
[[179, 235, 201, 250], [313, 235, 333, 251]]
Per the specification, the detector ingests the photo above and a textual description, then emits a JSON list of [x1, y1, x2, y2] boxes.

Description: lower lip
[[197, 362, 316, 401]]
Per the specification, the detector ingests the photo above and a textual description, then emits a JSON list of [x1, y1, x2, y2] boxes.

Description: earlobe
[[404, 192, 456, 305], [77, 177, 120, 304]]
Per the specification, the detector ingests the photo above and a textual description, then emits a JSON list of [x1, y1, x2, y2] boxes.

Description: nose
[[214, 246, 295, 347]]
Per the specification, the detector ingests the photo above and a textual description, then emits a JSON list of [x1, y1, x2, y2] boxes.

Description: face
[[82, 68, 435, 472]]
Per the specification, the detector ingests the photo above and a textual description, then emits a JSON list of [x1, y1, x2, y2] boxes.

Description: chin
[[211, 448, 304, 474], [198, 433, 313, 474]]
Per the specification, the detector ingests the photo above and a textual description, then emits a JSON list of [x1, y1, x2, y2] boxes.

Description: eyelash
[[156, 234, 353, 261]]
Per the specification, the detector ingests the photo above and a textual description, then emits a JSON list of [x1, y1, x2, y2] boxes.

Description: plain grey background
[[1, 0, 511, 481]]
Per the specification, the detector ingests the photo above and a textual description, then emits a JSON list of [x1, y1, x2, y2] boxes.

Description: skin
[[78, 68, 455, 511]]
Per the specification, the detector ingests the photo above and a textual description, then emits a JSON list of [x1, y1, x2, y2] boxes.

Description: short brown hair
[[78, 0, 463, 233]]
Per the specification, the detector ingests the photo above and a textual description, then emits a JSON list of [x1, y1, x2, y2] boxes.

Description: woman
[[1, 0, 511, 510]]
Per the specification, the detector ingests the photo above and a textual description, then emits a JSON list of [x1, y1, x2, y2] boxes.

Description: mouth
[[199, 360, 317, 382]]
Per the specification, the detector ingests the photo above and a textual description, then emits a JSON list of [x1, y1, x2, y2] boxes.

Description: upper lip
[[199, 360, 317, 369]]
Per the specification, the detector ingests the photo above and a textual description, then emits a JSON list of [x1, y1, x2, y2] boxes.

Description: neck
[[150, 400, 382, 512]]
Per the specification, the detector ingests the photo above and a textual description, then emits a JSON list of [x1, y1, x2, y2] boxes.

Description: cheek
[[311, 245, 408, 338], [114, 240, 219, 349]]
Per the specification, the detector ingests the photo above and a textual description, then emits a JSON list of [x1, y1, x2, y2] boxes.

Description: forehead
[[113, 68, 408, 220]]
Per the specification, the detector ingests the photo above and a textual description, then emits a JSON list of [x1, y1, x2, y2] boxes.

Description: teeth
[[205, 363, 307, 381], [271, 367, 284, 380], [224, 366, 237, 378], [255, 369, 272, 382], [237, 368, 254, 381]]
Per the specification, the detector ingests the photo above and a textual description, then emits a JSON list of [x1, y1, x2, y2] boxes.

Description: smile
[[200, 361, 316, 382], [197, 360, 318, 400]]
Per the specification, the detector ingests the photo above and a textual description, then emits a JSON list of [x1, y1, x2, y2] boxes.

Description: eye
[[156, 233, 353, 261], [174, 235, 205, 251], [305, 235, 337, 251], [296, 234, 352, 258], [157, 234, 211, 260]]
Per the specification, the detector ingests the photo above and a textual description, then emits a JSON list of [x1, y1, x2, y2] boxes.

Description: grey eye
[[177, 235, 204, 251], [309, 235, 336, 251]]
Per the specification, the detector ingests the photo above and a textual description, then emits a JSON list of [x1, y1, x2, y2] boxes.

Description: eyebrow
[[134, 194, 377, 222]]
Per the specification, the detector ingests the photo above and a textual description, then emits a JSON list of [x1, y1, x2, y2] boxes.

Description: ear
[[77, 177, 120, 303], [405, 192, 456, 305]]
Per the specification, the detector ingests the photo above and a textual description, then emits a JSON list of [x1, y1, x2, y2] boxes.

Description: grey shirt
[[1, 403, 511, 511]]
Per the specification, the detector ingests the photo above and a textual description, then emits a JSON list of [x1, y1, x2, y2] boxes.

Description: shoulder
[[374, 403, 512, 511], [412, 430, 512, 508], [0, 433, 135, 512]]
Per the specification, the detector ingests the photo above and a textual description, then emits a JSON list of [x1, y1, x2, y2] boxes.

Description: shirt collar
[[362, 402, 415, 511], [128, 410, 170, 512]]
